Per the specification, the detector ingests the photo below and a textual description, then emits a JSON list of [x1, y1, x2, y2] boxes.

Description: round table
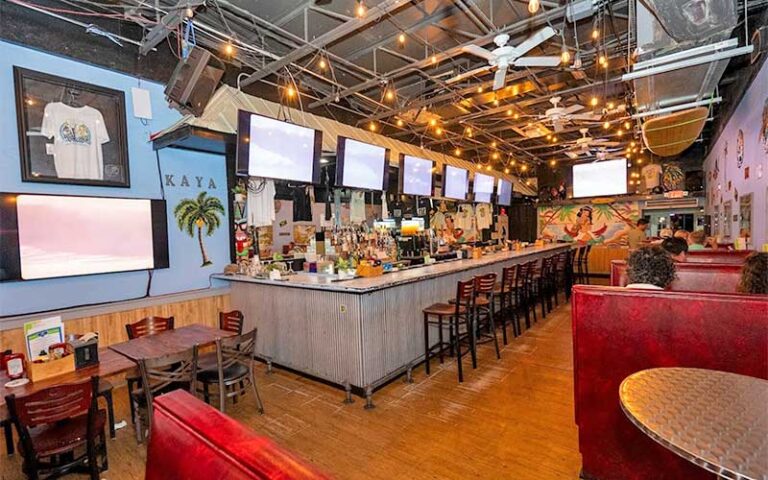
[[620, 368, 768, 480]]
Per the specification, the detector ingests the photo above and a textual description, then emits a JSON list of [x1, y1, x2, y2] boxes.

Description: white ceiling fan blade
[[493, 66, 507, 91], [563, 104, 585, 115], [461, 44, 496, 61], [571, 114, 603, 121], [565, 151, 580, 159], [514, 26, 556, 56], [514, 56, 562, 68], [445, 65, 492, 84]]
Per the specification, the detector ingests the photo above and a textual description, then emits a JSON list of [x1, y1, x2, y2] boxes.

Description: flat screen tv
[[0, 194, 169, 281], [473, 173, 494, 203], [497, 178, 512, 206], [572, 159, 627, 198], [442, 165, 468, 201], [335, 137, 390, 190], [399, 154, 434, 196], [235, 110, 323, 183]]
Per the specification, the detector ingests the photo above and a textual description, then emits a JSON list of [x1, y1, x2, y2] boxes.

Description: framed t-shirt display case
[[13, 67, 130, 187]]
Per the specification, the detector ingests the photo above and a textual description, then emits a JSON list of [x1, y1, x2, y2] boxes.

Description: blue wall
[[0, 40, 230, 316]]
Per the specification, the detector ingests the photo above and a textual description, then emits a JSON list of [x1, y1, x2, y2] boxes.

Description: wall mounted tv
[[497, 178, 512, 206], [398, 154, 434, 196], [473, 172, 494, 203], [442, 165, 468, 201], [572, 159, 627, 198], [235, 110, 323, 183], [335, 137, 390, 190], [0, 194, 169, 281]]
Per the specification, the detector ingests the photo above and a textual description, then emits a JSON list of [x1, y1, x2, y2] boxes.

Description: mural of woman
[[564, 206, 607, 243], [736, 129, 745, 168]]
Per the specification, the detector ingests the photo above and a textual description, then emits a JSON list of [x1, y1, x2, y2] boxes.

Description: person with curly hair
[[737, 252, 768, 294], [626, 245, 677, 290]]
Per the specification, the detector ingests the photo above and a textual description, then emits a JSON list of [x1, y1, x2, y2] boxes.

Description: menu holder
[[27, 354, 75, 383]]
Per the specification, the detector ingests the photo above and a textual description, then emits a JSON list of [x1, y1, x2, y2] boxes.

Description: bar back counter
[[214, 244, 569, 405]]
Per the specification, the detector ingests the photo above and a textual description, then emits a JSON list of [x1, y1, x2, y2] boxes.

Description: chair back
[[138, 346, 199, 421], [219, 310, 245, 334], [501, 265, 517, 293], [454, 279, 475, 313], [217, 329, 257, 374], [474, 273, 497, 295], [126, 316, 175, 339], [555, 251, 568, 272], [515, 262, 529, 289]]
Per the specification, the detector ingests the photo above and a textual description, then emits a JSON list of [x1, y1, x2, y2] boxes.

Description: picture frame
[[13, 66, 130, 187]]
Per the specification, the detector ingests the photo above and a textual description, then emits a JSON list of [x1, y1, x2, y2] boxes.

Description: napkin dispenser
[[70, 333, 99, 370]]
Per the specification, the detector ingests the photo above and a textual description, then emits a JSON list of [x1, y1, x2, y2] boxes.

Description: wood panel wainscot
[[587, 245, 630, 275]]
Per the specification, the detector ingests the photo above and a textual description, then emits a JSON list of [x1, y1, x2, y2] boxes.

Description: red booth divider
[[685, 250, 753, 264], [146, 390, 330, 480], [572, 285, 768, 480], [610, 260, 743, 293]]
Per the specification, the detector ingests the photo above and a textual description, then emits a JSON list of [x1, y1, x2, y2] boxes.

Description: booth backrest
[[146, 390, 329, 480], [610, 260, 742, 293], [685, 250, 753, 264], [572, 285, 768, 480]]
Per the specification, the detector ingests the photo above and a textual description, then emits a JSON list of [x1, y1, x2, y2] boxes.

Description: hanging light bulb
[[560, 44, 571, 65], [528, 0, 540, 14], [477, 86, 484, 94], [521, 164, 528, 172], [598, 54, 607, 66], [355, 0, 366, 18], [513, 113, 520, 120], [603, 121, 610, 129], [617, 129, 624, 136], [624, 121, 631, 130], [546, 134, 552, 140], [573, 53, 583, 69], [630, 141, 636, 147], [550, 159, 557, 167], [398, 32, 406, 45], [591, 18, 600, 40], [224, 41, 235, 56], [590, 96, 599, 107], [430, 54, 438, 65], [435, 127, 443, 135], [396, 119, 404, 127], [607, 101, 615, 110], [429, 119, 437, 127], [486, 165, 492, 171], [491, 141, 497, 148], [504, 168, 510, 174], [185, 6, 194, 18], [551, 136, 557, 143], [506, 109, 513, 116], [492, 152, 499, 160], [286, 84, 296, 98], [368, 121, 377, 132], [454, 148, 462, 156], [385, 89, 395, 101], [476, 164, 482, 170], [318, 58, 327, 70]]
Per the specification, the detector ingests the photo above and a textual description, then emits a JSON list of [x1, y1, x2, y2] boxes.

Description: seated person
[[688, 230, 708, 251], [673, 229, 690, 241], [651, 228, 673, 245], [626, 245, 676, 290], [661, 237, 688, 262], [737, 252, 768, 294]]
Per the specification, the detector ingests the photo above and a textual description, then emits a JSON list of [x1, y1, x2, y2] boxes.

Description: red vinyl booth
[[572, 285, 768, 480], [610, 260, 742, 292], [146, 390, 329, 480], [685, 250, 753, 264]]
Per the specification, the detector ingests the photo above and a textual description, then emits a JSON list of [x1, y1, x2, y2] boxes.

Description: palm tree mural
[[174, 192, 225, 267]]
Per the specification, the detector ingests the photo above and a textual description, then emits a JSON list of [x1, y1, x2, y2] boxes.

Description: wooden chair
[[125, 316, 176, 426], [472, 273, 502, 360], [219, 310, 245, 335], [494, 264, 519, 343], [422, 279, 475, 382], [134, 346, 198, 443], [5, 376, 108, 480], [197, 329, 264, 414]]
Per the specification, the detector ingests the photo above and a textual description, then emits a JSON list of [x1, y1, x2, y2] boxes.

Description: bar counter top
[[214, 243, 569, 294]]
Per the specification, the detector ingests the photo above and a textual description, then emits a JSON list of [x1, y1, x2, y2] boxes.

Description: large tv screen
[[473, 173, 494, 203], [442, 165, 468, 200], [572, 159, 628, 198], [399, 154, 433, 196], [497, 178, 512, 206], [235, 110, 323, 183], [335, 137, 389, 190], [0, 194, 169, 281]]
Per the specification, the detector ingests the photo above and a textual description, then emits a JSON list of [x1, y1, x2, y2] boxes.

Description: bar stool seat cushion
[[197, 363, 250, 383], [23, 409, 106, 457], [423, 303, 466, 316]]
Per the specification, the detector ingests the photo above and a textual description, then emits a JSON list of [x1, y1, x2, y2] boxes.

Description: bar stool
[[582, 244, 592, 284], [423, 279, 475, 382], [472, 273, 501, 361], [494, 264, 519, 344], [523, 260, 540, 326], [552, 251, 570, 306]]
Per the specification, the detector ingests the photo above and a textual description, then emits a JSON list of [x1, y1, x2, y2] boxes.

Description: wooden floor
[[1, 301, 581, 479]]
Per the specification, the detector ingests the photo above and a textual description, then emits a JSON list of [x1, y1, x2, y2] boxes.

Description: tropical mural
[[174, 191, 225, 267], [538, 201, 641, 245]]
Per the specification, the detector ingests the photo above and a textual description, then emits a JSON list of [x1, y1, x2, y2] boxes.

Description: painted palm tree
[[174, 192, 225, 267]]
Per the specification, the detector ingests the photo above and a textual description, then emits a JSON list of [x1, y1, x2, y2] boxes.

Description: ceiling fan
[[535, 96, 603, 132], [448, 27, 561, 91], [563, 128, 621, 159]]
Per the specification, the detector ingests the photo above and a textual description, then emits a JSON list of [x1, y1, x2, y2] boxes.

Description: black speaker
[[165, 47, 224, 117]]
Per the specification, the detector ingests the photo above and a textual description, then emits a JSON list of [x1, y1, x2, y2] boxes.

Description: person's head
[[661, 237, 689, 262], [636, 218, 650, 231], [673, 229, 690, 241], [689, 230, 706, 245], [659, 228, 673, 239], [737, 252, 768, 294], [627, 246, 677, 288]]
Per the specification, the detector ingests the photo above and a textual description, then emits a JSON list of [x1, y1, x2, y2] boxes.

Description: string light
[[550, 159, 557, 167], [603, 121, 610, 129], [185, 6, 194, 18], [493, 98, 500, 106], [476, 164, 482, 170], [398, 32, 406, 45], [546, 134, 552, 140], [511, 160, 516, 166], [477, 86, 484, 94], [514, 113, 520, 120], [607, 101, 615, 110], [624, 121, 631, 130], [506, 109, 513, 116], [598, 54, 607, 66], [491, 141, 497, 148], [617, 129, 624, 136], [368, 121, 377, 132], [286, 85, 296, 98], [396, 119, 404, 127], [630, 141, 636, 147], [429, 119, 437, 127], [430, 54, 438, 65], [492, 152, 499, 160], [504, 168, 510, 174], [590, 96, 599, 107], [385, 89, 395, 101], [224, 42, 235, 56], [591, 18, 600, 40], [454, 148, 462, 156], [355, 0, 366, 17], [551, 136, 557, 143], [560, 44, 571, 65], [435, 127, 443, 135], [486, 165, 492, 171], [528, 0, 540, 14], [521, 164, 528, 172]]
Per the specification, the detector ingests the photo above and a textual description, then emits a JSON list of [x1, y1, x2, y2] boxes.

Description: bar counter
[[214, 243, 570, 405]]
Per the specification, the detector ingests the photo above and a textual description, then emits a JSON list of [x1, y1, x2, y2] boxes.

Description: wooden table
[[1, 348, 136, 455], [620, 368, 768, 480], [109, 324, 233, 362]]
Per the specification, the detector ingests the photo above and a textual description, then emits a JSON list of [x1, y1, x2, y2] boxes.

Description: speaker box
[[165, 47, 224, 117]]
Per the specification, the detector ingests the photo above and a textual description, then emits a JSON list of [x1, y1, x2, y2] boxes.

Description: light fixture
[[560, 44, 571, 65], [607, 101, 615, 110], [506, 109, 513, 116], [528, 0, 540, 14], [493, 98, 500, 106], [513, 113, 520, 120], [430, 54, 438, 65], [429, 119, 437, 127], [590, 96, 599, 107], [435, 127, 443, 135], [286, 84, 296, 98], [504, 168, 510, 174], [477, 86, 484, 94], [185, 6, 194, 18], [491, 141, 497, 148], [486, 165, 492, 171], [511, 160, 516, 166], [492, 152, 499, 160], [546, 134, 552, 140], [368, 121, 377, 132], [617, 129, 624, 136], [476, 164, 482, 170], [591, 18, 599, 40], [396, 119, 404, 127], [355, 0, 366, 17], [637, 158, 643, 164], [319, 58, 328, 70], [224, 41, 235, 56], [598, 54, 607, 66], [551, 136, 557, 143], [630, 141, 636, 147], [521, 164, 528, 172], [550, 159, 556, 167], [454, 148, 462, 156], [624, 121, 631, 130], [526, 180, 532, 186], [385, 89, 395, 101], [398, 32, 406, 45], [603, 121, 610, 129]]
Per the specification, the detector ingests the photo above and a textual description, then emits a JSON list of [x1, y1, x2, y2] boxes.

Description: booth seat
[[685, 250, 753, 264], [610, 260, 742, 292], [146, 390, 329, 480], [572, 285, 768, 480]]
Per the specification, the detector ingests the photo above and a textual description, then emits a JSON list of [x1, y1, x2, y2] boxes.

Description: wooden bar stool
[[494, 264, 519, 344], [422, 279, 475, 383], [472, 273, 501, 361]]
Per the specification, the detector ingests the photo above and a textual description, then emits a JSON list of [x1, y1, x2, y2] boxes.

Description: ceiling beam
[[239, 0, 415, 87]]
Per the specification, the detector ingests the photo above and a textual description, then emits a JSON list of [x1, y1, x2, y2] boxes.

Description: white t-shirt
[[350, 191, 366, 223], [246, 178, 276, 228], [642, 164, 662, 190], [456, 204, 475, 231], [41, 102, 109, 180], [475, 203, 492, 230]]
